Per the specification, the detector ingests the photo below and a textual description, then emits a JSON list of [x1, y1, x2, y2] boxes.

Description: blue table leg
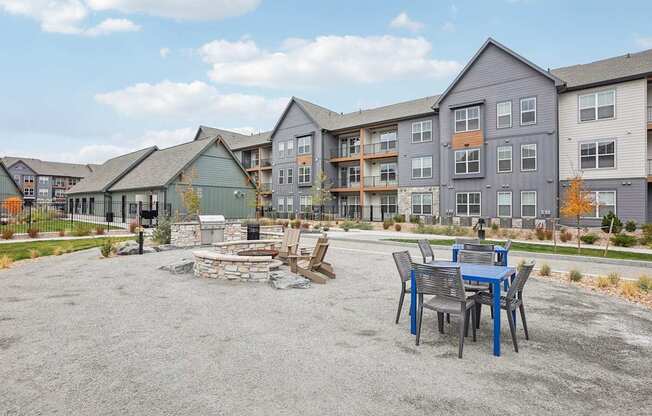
[[492, 281, 501, 357], [452, 247, 458, 262], [410, 269, 417, 335]]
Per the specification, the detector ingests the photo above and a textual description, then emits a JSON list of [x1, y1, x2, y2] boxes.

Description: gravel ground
[[1, 240, 651, 415]]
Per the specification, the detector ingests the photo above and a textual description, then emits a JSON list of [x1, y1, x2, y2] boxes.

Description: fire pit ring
[[237, 249, 279, 258]]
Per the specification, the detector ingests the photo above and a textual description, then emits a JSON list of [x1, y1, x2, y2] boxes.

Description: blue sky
[[1, 0, 652, 164]]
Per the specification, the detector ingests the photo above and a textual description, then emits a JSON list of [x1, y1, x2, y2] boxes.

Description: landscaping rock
[[159, 259, 194, 275], [115, 241, 155, 255], [269, 272, 311, 290]]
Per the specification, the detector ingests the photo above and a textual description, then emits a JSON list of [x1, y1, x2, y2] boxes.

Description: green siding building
[[0, 161, 22, 202]]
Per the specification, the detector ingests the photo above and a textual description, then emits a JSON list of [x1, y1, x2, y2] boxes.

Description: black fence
[[257, 205, 415, 222], [0, 200, 171, 236]]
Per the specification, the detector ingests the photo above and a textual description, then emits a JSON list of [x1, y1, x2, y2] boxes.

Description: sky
[[1, 0, 652, 164]]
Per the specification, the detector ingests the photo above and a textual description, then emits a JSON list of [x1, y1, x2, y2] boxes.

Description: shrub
[[53, 246, 64, 256], [290, 219, 301, 229], [340, 221, 372, 231], [596, 276, 610, 288], [579, 233, 599, 245], [640, 224, 652, 245], [276, 219, 289, 228], [27, 228, 39, 238], [129, 221, 139, 233], [544, 229, 553, 240], [409, 215, 421, 224], [394, 223, 402, 232], [322, 226, 330, 232], [559, 229, 572, 243], [610, 233, 637, 247], [517, 259, 526, 272], [382, 219, 394, 230], [638, 275, 652, 292], [100, 239, 114, 258], [95, 226, 105, 235], [0, 255, 12, 269], [1, 229, 14, 240], [490, 222, 499, 231], [535, 228, 546, 240], [342, 223, 350, 232], [72, 223, 92, 237], [569, 269, 583, 282], [608, 272, 620, 286], [539, 264, 551, 276], [393, 214, 405, 223], [29, 249, 40, 259], [259, 218, 275, 226], [620, 281, 640, 298], [152, 217, 171, 245], [624, 220, 637, 232], [601, 211, 622, 233], [301, 222, 310, 229], [58, 229, 66, 237]]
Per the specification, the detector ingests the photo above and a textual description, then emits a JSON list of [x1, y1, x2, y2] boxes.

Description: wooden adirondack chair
[[290, 237, 335, 284], [277, 228, 301, 265]]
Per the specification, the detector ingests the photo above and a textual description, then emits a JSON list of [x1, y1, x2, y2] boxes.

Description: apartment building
[[552, 50, 652, 225], [2, 157, 96, 204]]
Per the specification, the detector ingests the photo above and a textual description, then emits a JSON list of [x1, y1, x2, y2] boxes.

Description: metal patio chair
[[413, 263, 477, 359], [392, 251, 413, 324], [475, 260, 535, 353], [496, 239, 512, 265], [417, 239, 435, 263], [458, 250, 493, 294], [455, 238, 480, 245]]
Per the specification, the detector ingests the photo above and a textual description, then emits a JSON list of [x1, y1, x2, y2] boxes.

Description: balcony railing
[[335, 179, 361, 189], [258, 182, 272, 192], [363, 176, 397, 188], [244, 160, 259, 169], [648, 159, 652, 175], [330, 148, 361, 159], [260, 158, 272, 168], [648, 106, 652, 123], [363, 141, 397, 156]]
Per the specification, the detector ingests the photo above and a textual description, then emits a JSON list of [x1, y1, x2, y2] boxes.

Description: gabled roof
[[1, 161, 22, 196], [552, 48, 652, 90], [433, 38, 563, 109], [194, 126, 272, 150], [2, 157, 95, 178], [67, 146, 157, 195]]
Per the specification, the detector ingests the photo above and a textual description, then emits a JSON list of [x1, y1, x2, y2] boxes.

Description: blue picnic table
[[410, 261, 517, 357]]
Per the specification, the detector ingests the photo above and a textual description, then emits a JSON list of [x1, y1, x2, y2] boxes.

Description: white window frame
[[411, 156, 433, 179], [582, 190, 617, 219], [381, 194, 398, 215], [380, 162, 397, 183], [520, 97, 537, 125], [277, 197, 285, 212], [497, 191, 512, 218], [286, 168, 293, 184], [497, 146, 512, 173], [411, 120, 433, 143], [38, 176, 49, 185], [278, 169, 284, 185], [298, 166, 312, 185], [456, 192, 481, 217], [579, 140, 616, 170], [286, 198, 293, 213], [286, 140, 294, 156], [278, 141, 285, 157], [23, 188, 34, 197], [520, 144, 537, 172], [520, 191, 537, 218], [454, 106, 480, 133], [455, 149, 480, 175], [411, 193, 433, 215], [496, 101, 512, 129], [299, 195, 312, 212], [13, 174, 20, 183], [579, 90, 615, 122], [24, 175, 34, 183], [297, 135, 312, 155]]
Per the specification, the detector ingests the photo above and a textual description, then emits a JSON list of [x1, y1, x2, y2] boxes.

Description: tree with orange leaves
[[560, 176, 595, 253], [1, 196, 22, 215]]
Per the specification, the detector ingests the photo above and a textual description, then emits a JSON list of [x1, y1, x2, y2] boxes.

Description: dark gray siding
[[397, 115, 440, 187], [438, 43, 559, 219]]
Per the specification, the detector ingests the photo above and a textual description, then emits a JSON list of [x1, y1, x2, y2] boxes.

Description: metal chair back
[[507, 260, 535, 300], [417, 239, 434, 263], [463, 243, 494, 252], [455, 238, 480, 245], [458, 250, 494, 265], [412, 263, 465, 301], [392, 251, 413, 283]]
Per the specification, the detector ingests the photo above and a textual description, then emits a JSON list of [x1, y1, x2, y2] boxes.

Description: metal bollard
[[138, 231, 144, 255]]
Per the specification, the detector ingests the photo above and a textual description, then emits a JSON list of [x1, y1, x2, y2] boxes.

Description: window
[[54, 189, 65, 198], [497, 192, 512, 218], [497, 101, 512, 129], [297, 135, 311, 154], [520, 191, 537, 218], [379, 130, 397, 151], [454, 106, 480, 133], [520, 144, 537, 171], [381, 194, 398, 215], [54, 177, 65, 187], [24, 175, 34, 184], [38, 188, 49, 198], [348, 166, 360, 185], [38, 176, 49, 185], [584, 191, 616, 218], [580, 140, 615, 169], [286, 168, 293, 184], [278, 169, 285, 185], [579, 90, 615, 122], [380, 163, 397, 183], [497, 146, 512, 173], [300, 195, 312, 212], [411, 193, 433, 215], [69, 178, 78, 186], [520, 97, 537, 125], [286, 198, 293, 213], [250, 151, 259, 167], [456, 192, 481, 216], [298, 166, 312, 185], [339, 135, 360, 157], [278, 141, 285, 157], [412, 120, 432, 143], [13, 174, 20, 183], [23, 188, 34, 197], [411, 156, 432, 179], [455, 149, 480, 174], [278, 197, 285, 212], [286, 140, 294, 156]]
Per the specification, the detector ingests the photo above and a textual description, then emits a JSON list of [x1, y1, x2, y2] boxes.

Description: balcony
[[330, 148, 361, 161], [363, 176, 398, 189], [331, 179, 361, 192], [258, 182, 272, 193], [363, 141, 398, 158], [260, 158, 272, 169]]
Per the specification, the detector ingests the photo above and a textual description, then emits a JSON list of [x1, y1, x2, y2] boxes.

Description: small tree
[[2, 196, 22, 215], [310, 171, 335, 218], [560, 176, 595, 253], [175, 168, 201, 220]]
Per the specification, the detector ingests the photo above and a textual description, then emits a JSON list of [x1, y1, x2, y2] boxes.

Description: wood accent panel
[[296, 154, 312, 166], [647, 122, 652, 130], [363, 150, 399, 160], [451, 130, 484, 150]]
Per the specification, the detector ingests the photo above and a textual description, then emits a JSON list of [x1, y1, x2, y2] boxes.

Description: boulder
[[115, 241, 156, 255], [269, 272, 311, 290], [159, 259, 194, 275]]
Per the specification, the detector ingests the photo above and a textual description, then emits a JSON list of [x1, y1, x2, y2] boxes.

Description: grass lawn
[[0, 220, 121, 234], [385, 238, 652, 263], [0, 237, 134, 262]]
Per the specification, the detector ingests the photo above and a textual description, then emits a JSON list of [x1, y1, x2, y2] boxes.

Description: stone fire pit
[[193, 239, 281, 282]]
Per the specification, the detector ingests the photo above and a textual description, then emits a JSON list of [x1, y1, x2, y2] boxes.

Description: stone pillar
[[171, 222, 200, 247], [398, 186, 439, 220], [224, 220, 242, 241]]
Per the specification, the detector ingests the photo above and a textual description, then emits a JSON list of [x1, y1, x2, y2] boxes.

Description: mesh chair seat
[[424, 295, 476, 314], [475, 291, 521, 308]]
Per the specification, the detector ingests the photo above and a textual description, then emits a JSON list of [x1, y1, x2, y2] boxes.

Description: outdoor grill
[[198, 215, 226, 245]]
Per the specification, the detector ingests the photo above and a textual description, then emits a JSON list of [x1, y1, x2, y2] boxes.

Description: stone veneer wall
[[212, 240, 280, 255], [398, 186, 440, 219], [171, 222, 201, 247], [193, 251, 272, 282], [224, 220, 242, 241]]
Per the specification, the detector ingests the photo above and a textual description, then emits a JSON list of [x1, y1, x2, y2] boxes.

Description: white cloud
[[201, 36, 462, 88], [441, 21, 456, 33], [95, 80, 288, 121], [635, 36, 652, 49], [389, 12, 424, 32], [160, 47, 171, 58], [0, 0, 261, 35]]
